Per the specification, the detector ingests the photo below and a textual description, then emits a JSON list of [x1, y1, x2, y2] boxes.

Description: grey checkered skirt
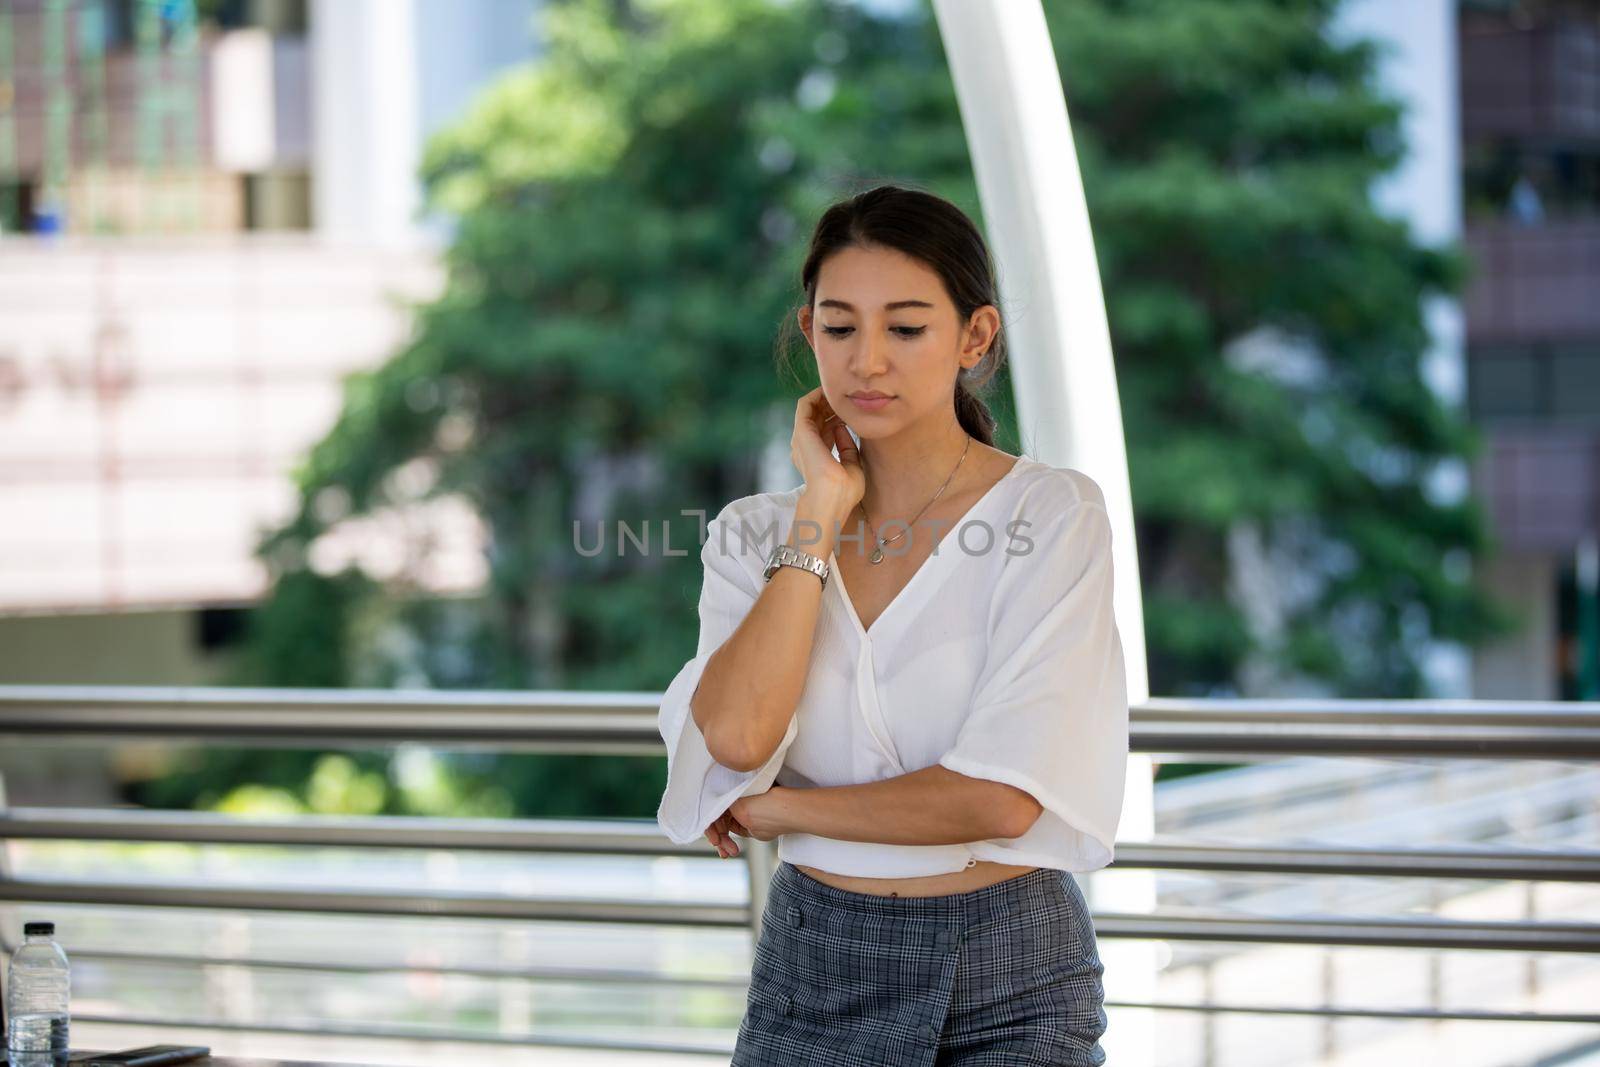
[[731, 861, 1108, 1066]]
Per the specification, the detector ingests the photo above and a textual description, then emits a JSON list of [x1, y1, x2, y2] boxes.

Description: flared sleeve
[[937, 498, 1129, 869], [655, 504, 799, 846]]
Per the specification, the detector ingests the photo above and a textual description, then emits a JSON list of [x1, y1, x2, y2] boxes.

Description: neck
[[858, 419, 973, 518]]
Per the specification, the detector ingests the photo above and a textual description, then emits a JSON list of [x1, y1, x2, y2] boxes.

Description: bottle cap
[[23, 921, 54, 936]]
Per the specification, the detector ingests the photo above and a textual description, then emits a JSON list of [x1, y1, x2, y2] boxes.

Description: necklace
[[859, 434, 972, 565]]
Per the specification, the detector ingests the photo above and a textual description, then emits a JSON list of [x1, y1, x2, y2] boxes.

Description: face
[[798, 243, 998, 436]]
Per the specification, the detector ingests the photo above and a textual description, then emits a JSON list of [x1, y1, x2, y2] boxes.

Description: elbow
[[710, 720, 789, 774], [696, 709, 757, 772], [690, 653, 771, 774], [709, 732, 766, 774], [692, 684, 788, 774], [690, 683, 748, 771], [716, 717, 788, 773], [995, 791, 1045, 840], [697, 706, 770, 774]]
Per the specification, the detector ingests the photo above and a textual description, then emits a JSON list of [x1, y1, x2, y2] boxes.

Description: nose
[[848, 329, 890, 379]]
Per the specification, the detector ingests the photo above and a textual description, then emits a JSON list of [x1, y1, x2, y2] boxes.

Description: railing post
[[1523, 881, 1540, 999], [0, 769, 10, 1042], [744, 837, 778, 945], [1319, 948, 1337, 1061]]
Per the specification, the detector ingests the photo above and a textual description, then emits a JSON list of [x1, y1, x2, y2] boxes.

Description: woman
[[655, 184, 1128, 1065]]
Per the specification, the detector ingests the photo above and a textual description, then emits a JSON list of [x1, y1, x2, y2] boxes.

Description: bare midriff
[[793, 859, 1040, 898]]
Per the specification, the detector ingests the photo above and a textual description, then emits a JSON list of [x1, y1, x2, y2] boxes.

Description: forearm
[[693, 489, 849, 772], [772, 764, 1030, 845]]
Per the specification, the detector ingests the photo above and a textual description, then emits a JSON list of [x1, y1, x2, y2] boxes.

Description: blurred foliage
[[1046, 0, 1517, 695], [128, 0, 1517, 821]]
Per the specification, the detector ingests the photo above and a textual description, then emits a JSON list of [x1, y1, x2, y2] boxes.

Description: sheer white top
[[654, 454, 1129, 877]]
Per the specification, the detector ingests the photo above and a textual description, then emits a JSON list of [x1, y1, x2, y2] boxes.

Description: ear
[[961, 305, 1001, 368]]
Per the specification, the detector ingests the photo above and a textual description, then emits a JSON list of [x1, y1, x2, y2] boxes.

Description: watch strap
[[764, 543, 829, 588]]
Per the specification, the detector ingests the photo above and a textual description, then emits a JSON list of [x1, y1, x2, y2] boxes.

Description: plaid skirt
[[731, 860, 1108, 1066]]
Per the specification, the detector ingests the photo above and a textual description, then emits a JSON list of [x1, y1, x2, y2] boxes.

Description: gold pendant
[[870, 544, 884, 564]]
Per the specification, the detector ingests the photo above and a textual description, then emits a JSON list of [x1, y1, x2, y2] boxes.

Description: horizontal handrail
[[1093, 912, 1600, 952], [0, 942, 750, 989], [1, 934, 1593, 1037], [1139, 696, 1600, 726], [1112, 841, 1600, 881], [1138, 697, 1600, 758], [0, 878, 751, 927], [3, 685, 1599, 757], [3, 878, 1597, 951], [5, 806, 1600, 881], [1096, 1001, 1600, 1026], [21, 947, 1600, 1026], [0, 684, 664, 751], [63, 1011, 737, 1058], [5, 686, 1597, 1054], [56, 1001, 1600, 1055], [0, 806, 705, 855]]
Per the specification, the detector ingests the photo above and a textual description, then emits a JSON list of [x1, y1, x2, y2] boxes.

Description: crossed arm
[[708, 763, 1043, 858]]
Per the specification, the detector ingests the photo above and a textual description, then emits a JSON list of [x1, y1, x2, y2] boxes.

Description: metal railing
[[1, 685, 1598, 1056]]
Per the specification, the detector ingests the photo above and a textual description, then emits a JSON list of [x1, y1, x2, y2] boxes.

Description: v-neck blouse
[[655, 454, 1130, 877]]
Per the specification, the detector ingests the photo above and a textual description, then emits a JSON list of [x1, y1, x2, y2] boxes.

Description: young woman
[[656, 184, 1128, 1065]]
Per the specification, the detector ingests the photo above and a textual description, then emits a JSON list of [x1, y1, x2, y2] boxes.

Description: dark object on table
[[68, 1045, 211, 1065]]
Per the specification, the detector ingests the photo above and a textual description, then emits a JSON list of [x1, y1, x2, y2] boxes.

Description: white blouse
[[654, 454, 1129, 878]]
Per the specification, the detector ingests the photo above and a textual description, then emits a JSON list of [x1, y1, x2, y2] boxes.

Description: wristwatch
[[764, 543, 830, 589]]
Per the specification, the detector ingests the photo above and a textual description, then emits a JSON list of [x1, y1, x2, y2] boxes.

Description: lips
[[848, 392, 894, 411]]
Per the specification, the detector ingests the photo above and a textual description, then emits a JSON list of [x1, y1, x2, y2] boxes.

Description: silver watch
[[763, 543, 830, 588]]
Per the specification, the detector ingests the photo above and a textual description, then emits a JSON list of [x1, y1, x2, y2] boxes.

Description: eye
[[820, 325, 927, 338]]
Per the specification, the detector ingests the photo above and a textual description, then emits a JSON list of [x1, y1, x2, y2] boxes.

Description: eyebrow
[[818, 299, 935, 311]]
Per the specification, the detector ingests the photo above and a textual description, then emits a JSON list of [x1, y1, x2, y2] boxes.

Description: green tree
[[149, 0, 1514, 820], [1044, 0, 1515, 695]]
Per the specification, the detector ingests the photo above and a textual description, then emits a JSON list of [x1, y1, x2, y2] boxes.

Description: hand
[[791, 386, 865, 520], [704, 808, 749, 859], [731, 788, 786, 842], [703, 787, 791, 858]]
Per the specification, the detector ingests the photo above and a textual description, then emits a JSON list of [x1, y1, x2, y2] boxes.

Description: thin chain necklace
[[859, 434, 972, 565]]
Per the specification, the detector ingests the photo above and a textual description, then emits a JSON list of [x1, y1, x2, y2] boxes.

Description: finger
[[718, 814, 741, 856], [814, 391, 839, 424], [818, 402, 842, 439], [801, 392, 828, 437], [833, 420, 859, 466], [793, 390, 828, 448], [796, 385, 825, 422], [809, 388, 842, 431]]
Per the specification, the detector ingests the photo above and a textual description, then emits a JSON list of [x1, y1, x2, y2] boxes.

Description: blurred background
[[0, 0, 1597, 1064]]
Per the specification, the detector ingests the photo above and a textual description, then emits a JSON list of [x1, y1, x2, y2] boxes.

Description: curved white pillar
[[932, 3, 1154, 1062]]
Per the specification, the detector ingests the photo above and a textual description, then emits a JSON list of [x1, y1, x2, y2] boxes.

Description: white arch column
[[932, 2, 1155, 1062], [310, 0, 421, 245]]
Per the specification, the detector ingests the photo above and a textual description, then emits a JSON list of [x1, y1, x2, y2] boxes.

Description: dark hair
[[775, 183, 1006, 447]]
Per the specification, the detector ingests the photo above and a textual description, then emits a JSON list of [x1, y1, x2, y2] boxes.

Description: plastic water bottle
[[6, 920, 71, 1064]]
